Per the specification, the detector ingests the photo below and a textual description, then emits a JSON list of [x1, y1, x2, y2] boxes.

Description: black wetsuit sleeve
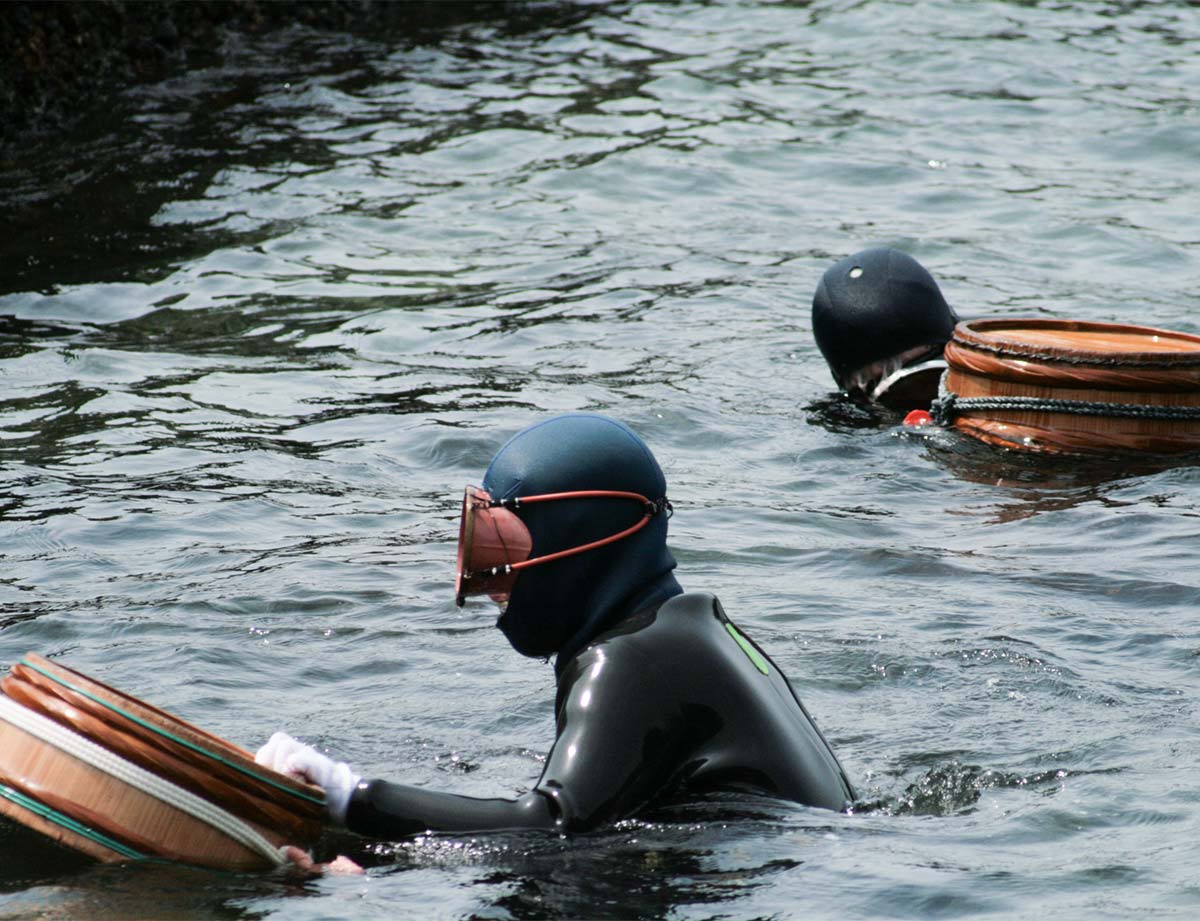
[[341, 647, 672, 839], [535, 645, 682, 832], [344, 780, 559, 839]]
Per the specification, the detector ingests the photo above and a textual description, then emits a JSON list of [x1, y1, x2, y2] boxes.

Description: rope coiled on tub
[[930, 376, 1200, 427], [0, 695, 285, 866]]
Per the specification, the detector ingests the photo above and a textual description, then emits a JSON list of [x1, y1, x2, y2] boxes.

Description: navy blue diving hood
[[480, 413, 682, 669]]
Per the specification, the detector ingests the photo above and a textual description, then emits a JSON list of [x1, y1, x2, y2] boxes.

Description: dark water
[[2, 1, 1200, 918]]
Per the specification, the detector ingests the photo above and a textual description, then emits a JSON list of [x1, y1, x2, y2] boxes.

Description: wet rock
[[0, 1, 537, 146]]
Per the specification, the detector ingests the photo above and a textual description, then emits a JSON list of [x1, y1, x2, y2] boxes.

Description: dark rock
[[0, 1, 543, 147]]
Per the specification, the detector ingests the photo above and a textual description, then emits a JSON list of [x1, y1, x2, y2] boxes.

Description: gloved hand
[[255, 731, 361, 827]]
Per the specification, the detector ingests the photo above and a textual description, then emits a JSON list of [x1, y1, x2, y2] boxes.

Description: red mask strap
[[455, 489, 671, 604], [497, 491, 670, 572]]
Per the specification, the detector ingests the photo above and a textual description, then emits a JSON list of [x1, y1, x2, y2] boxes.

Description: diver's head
[[454, 413, 681, 664], [812, 247, 958, 409]]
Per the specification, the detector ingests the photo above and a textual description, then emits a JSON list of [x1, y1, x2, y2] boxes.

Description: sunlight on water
[[2, 1, 1200, 918]]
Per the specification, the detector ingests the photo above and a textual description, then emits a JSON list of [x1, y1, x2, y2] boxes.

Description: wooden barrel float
[[937, 319, 1200, 455], [0, 653, 325, 869]]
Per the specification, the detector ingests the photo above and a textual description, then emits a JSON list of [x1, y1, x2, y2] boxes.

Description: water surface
[[2, 1, 1199, 918]]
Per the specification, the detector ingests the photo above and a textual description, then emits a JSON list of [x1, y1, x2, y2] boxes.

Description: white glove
[[255, 731, 361, 827]]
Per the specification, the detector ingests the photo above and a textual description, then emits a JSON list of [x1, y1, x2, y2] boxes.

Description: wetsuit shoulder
[[535, 602, 683, 831], [545, 592, 854, 821]]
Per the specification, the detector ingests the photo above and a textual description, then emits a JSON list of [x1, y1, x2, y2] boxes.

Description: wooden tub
[[936, 319, 1200, 455], [0, 653, 325, 869]]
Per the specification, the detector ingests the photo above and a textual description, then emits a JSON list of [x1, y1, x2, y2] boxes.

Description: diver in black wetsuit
[[256, 413, 855, 840], [813, 247, 959, 413]]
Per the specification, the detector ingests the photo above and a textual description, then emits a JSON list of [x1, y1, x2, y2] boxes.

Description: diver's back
[[632, 592, 854, 811]]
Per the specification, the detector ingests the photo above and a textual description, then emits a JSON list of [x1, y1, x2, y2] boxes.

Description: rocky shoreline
[[0, 1, 531, 146]]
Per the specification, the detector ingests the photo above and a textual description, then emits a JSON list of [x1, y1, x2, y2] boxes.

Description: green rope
[[0, 782, 153, 862]]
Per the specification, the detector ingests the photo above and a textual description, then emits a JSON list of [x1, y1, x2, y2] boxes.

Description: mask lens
[[455, 486, 533, 606]]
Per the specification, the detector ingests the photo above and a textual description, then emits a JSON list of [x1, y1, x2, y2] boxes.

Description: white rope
[[871, 358, 947, 401], [0, 695, 285, 866]]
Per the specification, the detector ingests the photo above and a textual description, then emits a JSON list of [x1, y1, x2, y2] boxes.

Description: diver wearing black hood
[[257, 414, 855, 840], [812, 247, 958, 411]]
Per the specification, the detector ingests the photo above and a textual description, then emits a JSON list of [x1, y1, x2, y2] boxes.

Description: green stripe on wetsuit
[[725, 624, 769, 675]]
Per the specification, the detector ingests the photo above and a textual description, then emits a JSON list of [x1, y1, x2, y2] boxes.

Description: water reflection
[[363, 798, 814, 921], [804, 394, 898, 432], [806, 396, 1200, 524], [0, 821, 93, 892], [0, 853, 293, 920], [924, 431, 1200, 523], [0, 4, 613, 299], [0, 316, 80, 361]]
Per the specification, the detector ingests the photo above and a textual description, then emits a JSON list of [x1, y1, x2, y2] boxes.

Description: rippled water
[[2, 1, 1200, 917]]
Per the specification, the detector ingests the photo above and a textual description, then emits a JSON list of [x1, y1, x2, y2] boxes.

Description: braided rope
[[931, 379, 1200, 426], [0, 695, 285, 866]]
